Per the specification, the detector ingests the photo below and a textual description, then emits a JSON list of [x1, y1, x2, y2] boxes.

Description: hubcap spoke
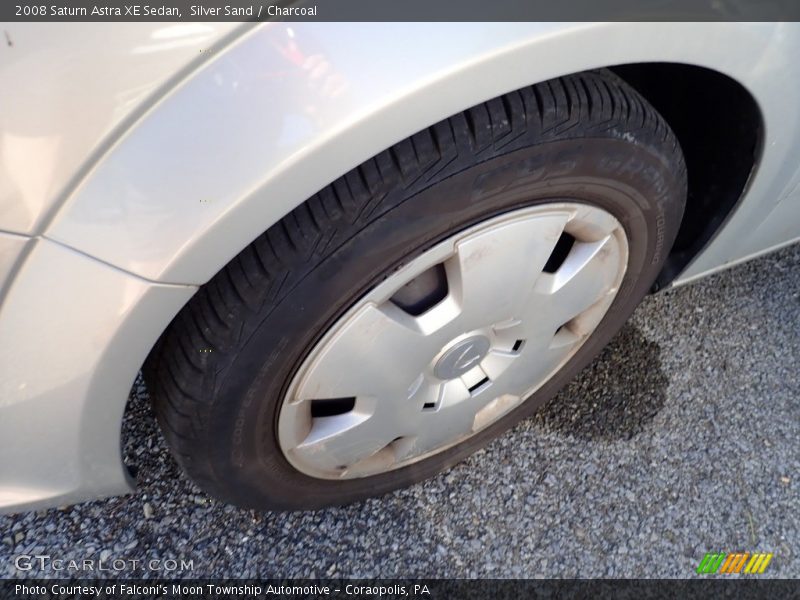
[[529, 234, 623, 335], [481, 349, 518, 380], [414, 400, 482, 456], [496, 343, 580, 399], [291, 409, 396, 474], [294, 303, 435, 402], [451, 212, 572, 324]]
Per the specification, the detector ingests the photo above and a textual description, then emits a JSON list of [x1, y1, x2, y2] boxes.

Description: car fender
[[44, 22, 800, 285]]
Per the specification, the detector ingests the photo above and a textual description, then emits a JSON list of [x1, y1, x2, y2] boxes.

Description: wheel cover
[[277, 203, 629, 479]]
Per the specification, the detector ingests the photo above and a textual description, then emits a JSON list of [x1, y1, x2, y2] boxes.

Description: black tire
[[146, 69, 686, 510]]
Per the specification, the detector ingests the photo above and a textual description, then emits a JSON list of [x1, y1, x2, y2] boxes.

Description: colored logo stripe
[[697, 553, 725, 574], [719, 553, 748, 573], [697, 552, 773, 574], [745, 553, 773, 574]]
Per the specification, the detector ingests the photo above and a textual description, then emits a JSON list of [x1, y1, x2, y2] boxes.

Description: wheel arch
[[45, 23, 791, 289], [611, 63, 763, 291]]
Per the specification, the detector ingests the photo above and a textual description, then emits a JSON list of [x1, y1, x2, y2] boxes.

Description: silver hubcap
[[278, 203, 629, 479]]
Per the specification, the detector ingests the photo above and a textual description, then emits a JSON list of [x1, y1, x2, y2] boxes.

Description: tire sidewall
[[205, 136, 684, 509]]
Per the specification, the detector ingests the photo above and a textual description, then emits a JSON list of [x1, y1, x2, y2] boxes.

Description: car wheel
[[147, 69, 686, 510]]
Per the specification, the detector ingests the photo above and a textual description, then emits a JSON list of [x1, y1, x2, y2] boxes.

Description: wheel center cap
[[434, 335, 491, 380]]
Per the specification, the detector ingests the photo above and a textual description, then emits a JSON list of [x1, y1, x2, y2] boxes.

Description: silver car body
[[1, 22, 799, 513]]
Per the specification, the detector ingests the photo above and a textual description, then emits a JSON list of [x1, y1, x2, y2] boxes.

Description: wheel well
[[611, 63, 763, 291]]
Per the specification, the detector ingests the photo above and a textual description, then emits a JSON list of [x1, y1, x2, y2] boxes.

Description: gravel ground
[[2, 244, 799, 579]]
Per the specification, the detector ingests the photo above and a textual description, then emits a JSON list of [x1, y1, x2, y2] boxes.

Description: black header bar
[[4, 0, 800, 22]]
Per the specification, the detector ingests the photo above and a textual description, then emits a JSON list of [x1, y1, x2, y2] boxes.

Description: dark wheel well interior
[[611, 63, 763, 291]]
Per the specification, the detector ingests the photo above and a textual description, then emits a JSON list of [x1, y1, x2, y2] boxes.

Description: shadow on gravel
[[531, 323, 668, 441]]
